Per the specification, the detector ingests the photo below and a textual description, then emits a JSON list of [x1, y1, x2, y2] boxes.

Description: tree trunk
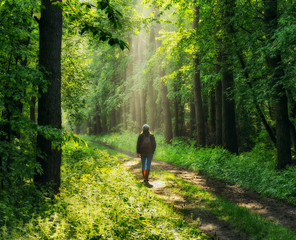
[[160, 79, 173, 144], [221, 62, 238, 153], [192, 7, 206, 146], [148, 80, 156, 130], [174, 85, 180, 137], [141, 90, 147, 125], [215, 79, 223, 146], [190, 103, 196, 138], [209, 89, 216, 144], [147, 16, 157, 131], [220, 0, 238, 154], [264, 0, 291, 169], [135, 93, 141, 130], [35, 0, 62, 193]]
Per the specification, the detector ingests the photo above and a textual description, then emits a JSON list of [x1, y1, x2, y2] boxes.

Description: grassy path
[[95, 141, 296, 240]]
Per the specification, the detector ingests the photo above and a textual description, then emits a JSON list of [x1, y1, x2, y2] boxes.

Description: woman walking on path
[[137, 124, 156, 188]]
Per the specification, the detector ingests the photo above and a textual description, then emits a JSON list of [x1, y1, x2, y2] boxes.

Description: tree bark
[[141, 90, 147, 125], [208, 89, 216, 144], [221, 62, 238, 153], [35, 0, 62, 193], [193, 6, 206, 146], [148, 80, 157, 130], [160, 79, 173, 143], [215, 79, 223, 146], [147, 15, 158, 131], [155, 14, 173, 142], [190, 103, 196, 138], [264, 0, 291, 169], [220, 0, 238, 154]]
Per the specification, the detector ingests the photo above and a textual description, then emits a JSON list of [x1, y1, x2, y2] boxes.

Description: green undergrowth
[[154, 172, 296, 240], [1, 140, 209, 239], [85, 132, 296, 205]]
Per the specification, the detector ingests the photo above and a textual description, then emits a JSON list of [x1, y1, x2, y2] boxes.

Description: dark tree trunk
[[193, 6, 206, 146], [30, 97, 36, 122], [215, 79, 223, 146], [174, 97, 179, 137], [289, 120, 296, 154], [264, 0, 291, 169], [179, 103, 185, 136], [220, 0, 238, 154], [190, 103, 196, 138], [287, 90, 296, 151], [35, 0, 62, 193], [221, 63, 238, 153], [173, 80, 182, 137], [209, 89, 216, 144]]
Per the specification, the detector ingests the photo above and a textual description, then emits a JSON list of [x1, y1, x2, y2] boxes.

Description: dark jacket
[[137, 132, 156, 154]]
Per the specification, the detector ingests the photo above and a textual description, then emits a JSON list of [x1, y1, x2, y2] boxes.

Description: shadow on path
[[95, 141, 296, 238]]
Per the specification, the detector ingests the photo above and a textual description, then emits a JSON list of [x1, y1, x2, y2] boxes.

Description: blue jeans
[[141, 153, 153, 170]]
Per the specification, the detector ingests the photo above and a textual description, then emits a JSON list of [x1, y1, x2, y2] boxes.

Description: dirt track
[[97, 142, 296, 240]]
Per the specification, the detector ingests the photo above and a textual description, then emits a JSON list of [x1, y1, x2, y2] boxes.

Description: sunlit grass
[[87, 132, 296, 205], [150, 168, 296, 240], [1, 140, 209, 239]]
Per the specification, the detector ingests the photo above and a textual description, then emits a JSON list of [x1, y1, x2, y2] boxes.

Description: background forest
[[71, 0, 296, 167], [1, 0, 296, 238]]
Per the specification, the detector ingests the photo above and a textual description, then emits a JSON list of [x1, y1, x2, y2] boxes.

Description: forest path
[[95, 141, 296, 239]]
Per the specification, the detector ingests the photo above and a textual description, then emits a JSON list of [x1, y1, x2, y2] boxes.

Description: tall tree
[[193, 6, 206, 146], [35, 0, 63, 193], [156, 19, 173, 143], [220, 0, 238, 154]]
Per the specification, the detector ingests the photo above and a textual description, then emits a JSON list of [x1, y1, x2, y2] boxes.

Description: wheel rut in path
[[96, 142, 296, 239]]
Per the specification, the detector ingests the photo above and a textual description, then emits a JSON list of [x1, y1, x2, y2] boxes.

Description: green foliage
[[0, 0, 42, 181], [1, 140, 208, 239]]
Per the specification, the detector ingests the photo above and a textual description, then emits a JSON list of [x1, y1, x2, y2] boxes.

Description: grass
[[91, 142, 296, 240], [85, 131, 296, 205], [1, 139, 209, 240], [147, 162, 296, 240], [169, 177, 296, 240]]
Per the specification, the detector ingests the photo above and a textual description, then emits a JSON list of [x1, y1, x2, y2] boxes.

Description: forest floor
[[95, 141, 296, 240]]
